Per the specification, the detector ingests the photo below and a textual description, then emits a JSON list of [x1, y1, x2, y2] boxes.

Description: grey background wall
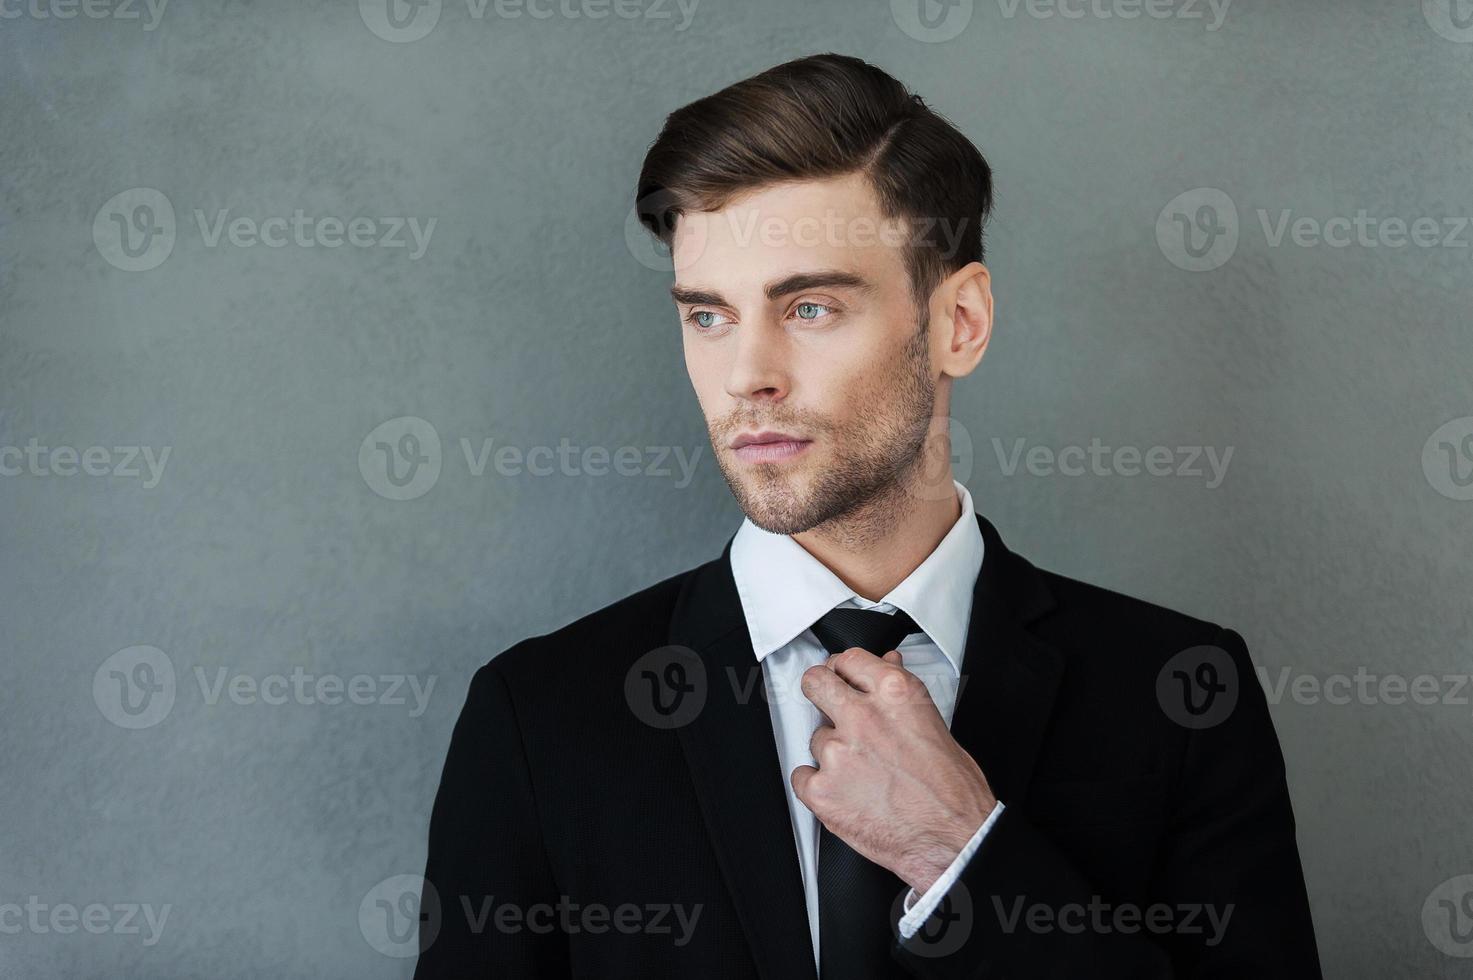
[[2, 0, 1470, 976]]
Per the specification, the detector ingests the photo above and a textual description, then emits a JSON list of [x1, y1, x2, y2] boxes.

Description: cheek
[[682, 339, 726, 408], [803, 352, 877, 409]]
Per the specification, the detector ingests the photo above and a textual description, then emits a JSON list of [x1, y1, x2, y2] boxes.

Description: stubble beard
[[708, 315, 938, 542]]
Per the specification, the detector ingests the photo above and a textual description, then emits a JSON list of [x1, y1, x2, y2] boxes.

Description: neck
[[793, 467, 962, 602]]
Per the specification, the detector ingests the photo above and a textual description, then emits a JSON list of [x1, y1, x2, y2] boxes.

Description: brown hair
[[634, 53, 994, 303]]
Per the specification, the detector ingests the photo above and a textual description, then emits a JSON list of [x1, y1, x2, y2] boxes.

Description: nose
[[723, 322, 790, 405]]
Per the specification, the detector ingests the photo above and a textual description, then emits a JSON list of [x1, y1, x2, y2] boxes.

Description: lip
[[729, 430, 812, 463]]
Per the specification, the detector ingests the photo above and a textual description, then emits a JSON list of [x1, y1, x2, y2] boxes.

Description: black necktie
[[807, 607, 920, 980]]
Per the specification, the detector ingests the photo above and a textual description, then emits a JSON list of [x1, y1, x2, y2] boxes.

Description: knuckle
[[873, 672, 905, 703]]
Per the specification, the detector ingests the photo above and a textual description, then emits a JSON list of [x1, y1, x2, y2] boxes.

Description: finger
[[826, 646, 891, 692], [801, 663, 857, 720], [882, 650, 903, 667], [790, 763, 818, 802], [808, 721, 838, 763]]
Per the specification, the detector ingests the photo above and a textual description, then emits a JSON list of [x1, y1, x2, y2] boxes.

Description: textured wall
[[2, 1, 1471, 976]]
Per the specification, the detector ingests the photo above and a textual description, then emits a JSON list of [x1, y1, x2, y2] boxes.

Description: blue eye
[[793, 302, 831, 320], [687, 310, 726, 330]]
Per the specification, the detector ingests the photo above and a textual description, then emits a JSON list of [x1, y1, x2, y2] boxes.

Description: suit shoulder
[[1025, 561, 1250, 673], [1035, 564, 1219, 633]]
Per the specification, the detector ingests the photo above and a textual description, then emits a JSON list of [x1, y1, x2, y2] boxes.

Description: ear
[[930, 262, 993, 380]]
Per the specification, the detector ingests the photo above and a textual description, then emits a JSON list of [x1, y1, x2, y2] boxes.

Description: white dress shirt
[[727, 480, 1007, 973]]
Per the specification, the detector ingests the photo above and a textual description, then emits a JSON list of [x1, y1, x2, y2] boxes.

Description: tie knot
[[808, 607, 920, 656]]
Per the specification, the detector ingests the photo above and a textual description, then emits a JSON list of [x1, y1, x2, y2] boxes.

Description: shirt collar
[[727, 481, 983, 675]]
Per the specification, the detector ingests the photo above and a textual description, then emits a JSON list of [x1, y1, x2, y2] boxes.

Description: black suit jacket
[[412, 516, 1322, 978]]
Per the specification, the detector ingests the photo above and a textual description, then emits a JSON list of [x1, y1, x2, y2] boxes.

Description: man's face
[[669, 173, 940, 535]]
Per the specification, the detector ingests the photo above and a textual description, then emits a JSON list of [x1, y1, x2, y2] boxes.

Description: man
[[412, 53, 1321, 978]]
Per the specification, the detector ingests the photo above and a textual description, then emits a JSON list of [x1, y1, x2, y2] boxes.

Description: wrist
[[899, 800, 995, 894]]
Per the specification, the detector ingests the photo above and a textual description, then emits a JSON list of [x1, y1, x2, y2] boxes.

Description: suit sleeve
[[891, 627, 1322, 979], [413, 660, 571, 978]]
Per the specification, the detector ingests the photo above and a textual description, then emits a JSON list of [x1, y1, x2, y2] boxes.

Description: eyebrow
[[669, 269, 874, 307]]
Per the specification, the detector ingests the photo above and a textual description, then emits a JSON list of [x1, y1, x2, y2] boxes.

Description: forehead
[[670, 172, 909, 294]]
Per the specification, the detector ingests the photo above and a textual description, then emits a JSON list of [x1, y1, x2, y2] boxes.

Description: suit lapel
[[668, 545, 818, 980], [948, 515, 1065, 808]]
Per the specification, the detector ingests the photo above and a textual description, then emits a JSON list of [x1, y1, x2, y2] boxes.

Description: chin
[[732, 469, 863, 537], [741, 504, 818, 536], [726, 468, 821, 535]]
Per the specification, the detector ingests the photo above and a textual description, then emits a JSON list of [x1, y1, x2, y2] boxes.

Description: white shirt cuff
[[897, 801, 1006, 939]]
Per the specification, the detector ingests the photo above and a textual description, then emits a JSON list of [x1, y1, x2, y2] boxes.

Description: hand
[[790, 648, 997, 895]]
